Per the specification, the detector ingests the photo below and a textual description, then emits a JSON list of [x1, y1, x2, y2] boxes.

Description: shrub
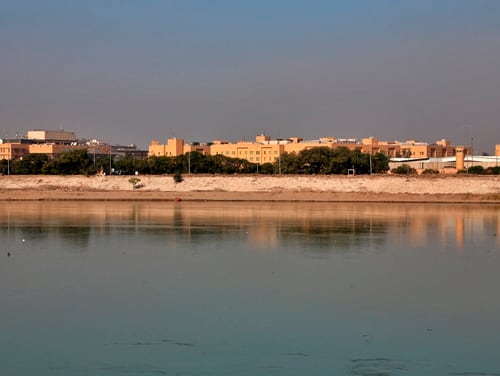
[[173, 172, 184, 183], [391, 164, 417, 175], [128, 177, 141, 189], [422, 169, 439, 175], [467, 165, 484, 175], [485, 166, 500, 175]]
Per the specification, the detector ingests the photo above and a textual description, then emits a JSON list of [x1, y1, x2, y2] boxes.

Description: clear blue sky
[[1, 0, 499, 153]]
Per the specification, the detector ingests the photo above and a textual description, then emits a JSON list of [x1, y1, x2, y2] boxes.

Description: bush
[[128, 177, 141, 189], [467, 165, 484, 175], [173, 172, 184, 183], [422, 169, 439, 174], [485, 166, 500, 175], [391, 164, 417, 175]]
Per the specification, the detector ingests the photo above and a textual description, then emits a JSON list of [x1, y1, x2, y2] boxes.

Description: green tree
[[51, 149, 94, 175], [10, 154, 49, 174], [299, 147, 334, 174], [278, 152, 301, 174], [260, 163, 274, 174], [0, 159, 9, 175], [329, 147, 352, 174], [372, 152, 390, 173]]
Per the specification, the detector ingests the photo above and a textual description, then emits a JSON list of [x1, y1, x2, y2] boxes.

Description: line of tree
[[0, 147, 390, 175]]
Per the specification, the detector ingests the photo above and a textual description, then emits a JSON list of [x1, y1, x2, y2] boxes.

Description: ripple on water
[[350, 358, 409, 376]]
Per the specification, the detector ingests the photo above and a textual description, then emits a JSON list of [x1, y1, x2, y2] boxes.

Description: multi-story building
[[210, 135, 285, 164], [399, 139, 469, 158], [27, 129, 76, 143], [149, 138, 184, 157], [148, 134, 474, 165], [0, 141, 30, 160], [28, 143, 111, 159]]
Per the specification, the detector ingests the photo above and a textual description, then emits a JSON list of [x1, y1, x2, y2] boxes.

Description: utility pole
[[369, 145, 373, 174], [471, 137, 474, 168]]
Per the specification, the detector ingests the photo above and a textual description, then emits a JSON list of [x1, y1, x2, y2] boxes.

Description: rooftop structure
[[26, 129, 76, 143]]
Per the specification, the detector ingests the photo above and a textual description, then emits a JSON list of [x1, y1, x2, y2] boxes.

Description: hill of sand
[[1, 174, 499, 202]]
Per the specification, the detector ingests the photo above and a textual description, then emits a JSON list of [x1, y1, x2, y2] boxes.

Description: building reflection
[[1, 202, 499, 251]]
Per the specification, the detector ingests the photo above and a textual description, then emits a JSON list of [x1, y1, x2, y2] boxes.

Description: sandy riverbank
[[1, 174, 499, 203]]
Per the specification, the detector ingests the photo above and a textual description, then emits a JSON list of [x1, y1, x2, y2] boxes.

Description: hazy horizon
[[1, 1, 499, 153]]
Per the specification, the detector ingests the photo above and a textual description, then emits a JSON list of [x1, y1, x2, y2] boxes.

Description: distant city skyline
[[1, 1, 499, 153]]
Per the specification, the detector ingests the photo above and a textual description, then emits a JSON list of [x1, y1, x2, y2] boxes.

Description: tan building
[[27, 129, 76, 143], [399, 139, 470, 158], [359, 137, 400, 157], [148, 134, 474, 165], [149, 138, 185, 157], [29, 143, 110, 158], [0, 142, 30, 160], [496, 144, 500, 157], [183, 143, 211, 155], [210, 136, 284, 164]]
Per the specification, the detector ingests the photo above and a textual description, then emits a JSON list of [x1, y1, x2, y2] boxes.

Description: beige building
[[210, 135, 284, 164], [148, 134, 473, 165], [496, 144, 500, 157], [27, 129, 76, 143], [149, 138, 184, 157], [29, 143, 110, 158], [0, 142, 30, 160], [399, 139, 469, 158]]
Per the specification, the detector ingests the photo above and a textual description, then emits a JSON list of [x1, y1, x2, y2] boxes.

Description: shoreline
[[1, 175, 499, 203]]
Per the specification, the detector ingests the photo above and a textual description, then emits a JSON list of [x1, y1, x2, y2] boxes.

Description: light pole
[[471, 137, 474, 169], [369, 145, 373, 175]]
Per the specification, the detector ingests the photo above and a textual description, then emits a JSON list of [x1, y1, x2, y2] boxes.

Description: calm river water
[[1, 202, 499, 375]]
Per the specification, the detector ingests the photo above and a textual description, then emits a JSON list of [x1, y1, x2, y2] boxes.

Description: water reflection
[[2, 201, 500, 376], [1, 201, 499, 251]]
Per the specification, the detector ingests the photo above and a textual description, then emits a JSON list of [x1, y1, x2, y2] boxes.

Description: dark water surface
[[1, 202, 499, 375]]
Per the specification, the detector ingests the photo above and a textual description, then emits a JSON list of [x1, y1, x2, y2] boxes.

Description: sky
[[1, 0, 499, 153]]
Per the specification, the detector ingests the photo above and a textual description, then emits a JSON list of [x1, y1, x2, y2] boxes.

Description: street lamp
[[471, 137, 474, 168], [369, 145, 373, 175]]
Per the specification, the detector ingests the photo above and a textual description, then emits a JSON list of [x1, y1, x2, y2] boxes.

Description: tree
[[300, 147, 334, 174], [49, 149, 94, 175], [0, 159, 9, 175], [372, 153, 390, 173], [278, 152, 301, 174], [329, 147, 352, 174], [260, 163, 274, 174]]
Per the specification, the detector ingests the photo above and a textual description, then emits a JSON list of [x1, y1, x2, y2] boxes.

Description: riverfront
[[1, 175, 500, 202]]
